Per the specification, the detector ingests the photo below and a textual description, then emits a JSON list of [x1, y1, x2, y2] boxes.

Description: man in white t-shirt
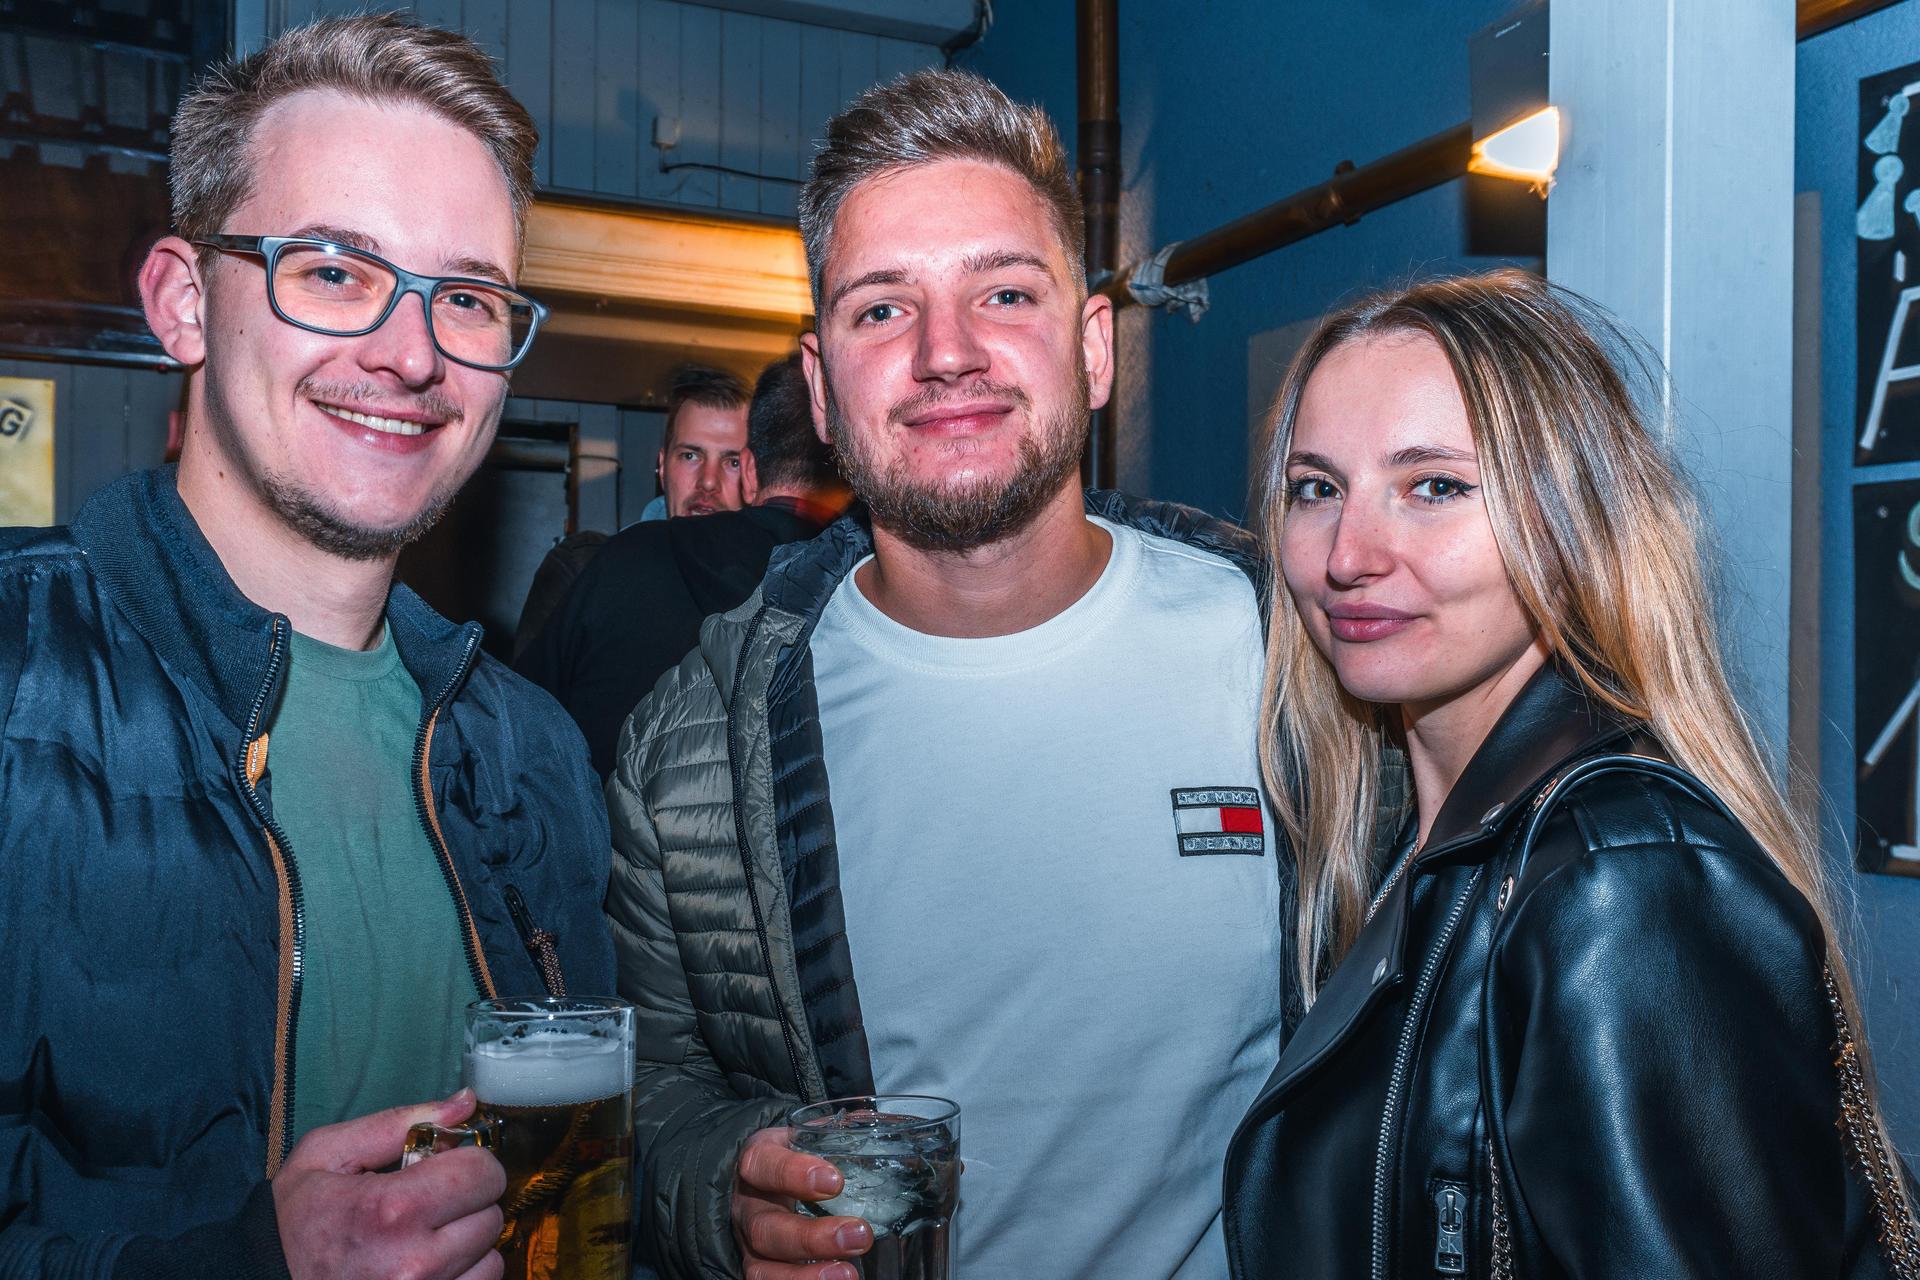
[[607, 68, 1288, 1280]]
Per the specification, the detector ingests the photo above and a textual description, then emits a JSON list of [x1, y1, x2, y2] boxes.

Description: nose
[[1324, 494, 1395, 587], [356, 287, 445, 389], [911, 295, 989, 384], [695, 459, 722, 493]]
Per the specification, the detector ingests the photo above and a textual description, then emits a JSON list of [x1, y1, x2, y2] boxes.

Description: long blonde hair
[[1258, 267, 1868, 1050]]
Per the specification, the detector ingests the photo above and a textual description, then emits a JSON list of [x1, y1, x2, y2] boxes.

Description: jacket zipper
[[236, 618, 302, 1172], [411, 628, 495, 1002], [1369, 865, 1484, 1280], [725, 604, 810, 1099], [504, 883, 566, 998]]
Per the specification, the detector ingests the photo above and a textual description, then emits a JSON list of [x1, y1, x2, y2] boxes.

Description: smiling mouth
[[316, 402, 443, 437]]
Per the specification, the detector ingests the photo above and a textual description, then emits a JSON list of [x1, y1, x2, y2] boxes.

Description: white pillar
[[1547, 0, 1798, 758]]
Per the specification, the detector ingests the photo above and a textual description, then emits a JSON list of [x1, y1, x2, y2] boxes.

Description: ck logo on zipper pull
[[1433, 1182, 1469, 1275]]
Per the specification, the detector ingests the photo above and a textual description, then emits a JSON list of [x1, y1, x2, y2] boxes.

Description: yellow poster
[[0, 377, 55, 527]]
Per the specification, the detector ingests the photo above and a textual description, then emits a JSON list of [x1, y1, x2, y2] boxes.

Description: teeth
[[319, 403, 430, 436]]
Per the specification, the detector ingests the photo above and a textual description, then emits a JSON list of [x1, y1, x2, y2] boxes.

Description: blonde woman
[[1222, 270, 1918, 1279]]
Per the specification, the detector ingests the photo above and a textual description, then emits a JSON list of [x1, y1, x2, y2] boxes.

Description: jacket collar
[[70, 467, 479, 733], [1413, 663, 1639, 867], [1236, 664, 1641, 1116]]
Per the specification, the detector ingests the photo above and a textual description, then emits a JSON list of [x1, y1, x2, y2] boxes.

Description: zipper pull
[[1433, 1181, 1469, 1275], [503, 884, 568, 998]]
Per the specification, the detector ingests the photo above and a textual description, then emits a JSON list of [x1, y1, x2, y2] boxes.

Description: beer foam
[[468, 1029, 631, 1107]]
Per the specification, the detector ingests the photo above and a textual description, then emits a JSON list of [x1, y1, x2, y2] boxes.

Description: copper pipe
[[1798, 0, 1902, 39], [1077, 0, 1120, 488], [1102, 122, 1473, 311]]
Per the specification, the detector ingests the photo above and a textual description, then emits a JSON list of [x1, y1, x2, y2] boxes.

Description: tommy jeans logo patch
[[1171, 787, 1266, 856]]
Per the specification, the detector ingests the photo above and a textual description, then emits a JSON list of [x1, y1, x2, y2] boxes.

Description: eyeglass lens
[[270, 243, 535, 368]]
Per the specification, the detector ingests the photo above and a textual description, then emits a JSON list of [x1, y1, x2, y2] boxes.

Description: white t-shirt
[[810, 516, 1282, 1280]]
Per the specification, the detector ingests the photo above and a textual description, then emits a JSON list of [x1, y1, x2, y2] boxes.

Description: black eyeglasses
[[194, 234, 548, 372]]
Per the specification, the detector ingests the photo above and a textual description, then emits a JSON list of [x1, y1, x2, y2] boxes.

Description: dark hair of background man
[[664, 363, 750, 446], [517, 352, 851, 778], [746, 352, 840, 492]]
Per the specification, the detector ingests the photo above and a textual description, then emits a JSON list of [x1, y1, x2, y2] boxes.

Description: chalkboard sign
[[1858, 58, 1920, 464], [1854, 479, 1920, 877]]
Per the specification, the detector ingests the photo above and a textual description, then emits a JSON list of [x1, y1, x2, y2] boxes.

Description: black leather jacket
[[1223, 666, 1886, 1279]]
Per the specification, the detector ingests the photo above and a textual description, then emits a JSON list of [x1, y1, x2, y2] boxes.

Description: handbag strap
[[1479, 753, 1920, 1280]]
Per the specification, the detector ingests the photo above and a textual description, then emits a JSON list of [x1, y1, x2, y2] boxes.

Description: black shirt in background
[[515, 501, 829, 779]]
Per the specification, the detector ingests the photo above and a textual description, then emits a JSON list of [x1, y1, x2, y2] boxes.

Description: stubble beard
[[202, 369, 475, 562], [823, 366, 1090, 554]]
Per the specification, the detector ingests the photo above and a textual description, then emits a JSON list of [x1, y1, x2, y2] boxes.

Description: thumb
[[289, 1088, 478, 1175]]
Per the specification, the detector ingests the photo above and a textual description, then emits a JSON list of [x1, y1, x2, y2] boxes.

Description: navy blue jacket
[[0, 469, 615, 1279]]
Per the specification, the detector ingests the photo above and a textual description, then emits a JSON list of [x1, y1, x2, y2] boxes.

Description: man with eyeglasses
[[0, 14, 611, 1280]]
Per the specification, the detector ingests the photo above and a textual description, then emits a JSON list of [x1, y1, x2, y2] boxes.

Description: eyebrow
[[1285, 445, 1477, 470], [825, 249, 1058, 316], [962, 249, 1055, 279], [289, 223, 511, 286], [827, 268, 909, 316], [1385, 445, 1477, 467]]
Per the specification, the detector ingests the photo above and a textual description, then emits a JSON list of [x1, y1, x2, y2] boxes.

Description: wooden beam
[[1798, 0, 1902, 39], [521, 196, 812, 325]]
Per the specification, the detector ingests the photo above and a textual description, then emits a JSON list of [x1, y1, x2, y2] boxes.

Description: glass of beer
[[789, 1094, 960, 1280], [404, 997, 634, 1280]]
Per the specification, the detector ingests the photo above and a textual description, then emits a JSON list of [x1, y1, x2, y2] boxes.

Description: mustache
[[887, 379, 1031, 425], [297, 377, 462, 424]]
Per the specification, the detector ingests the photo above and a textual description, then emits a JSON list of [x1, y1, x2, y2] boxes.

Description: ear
[[140, 236, 210, 367], [1080, 292, 1115, 413], [740, 448, 761, 505], [800, 332, 831, 445]]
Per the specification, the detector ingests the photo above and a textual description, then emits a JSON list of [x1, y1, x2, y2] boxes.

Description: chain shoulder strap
[[1488, 1140, 1515, 1280], [1826, 964, 1920, 1278]]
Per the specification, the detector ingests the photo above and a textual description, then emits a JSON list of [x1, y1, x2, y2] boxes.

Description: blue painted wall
[[1799, 0, 1920, 1153], [960, 0, 1526, 519]]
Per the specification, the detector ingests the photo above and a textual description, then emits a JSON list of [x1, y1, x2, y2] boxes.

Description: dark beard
[[824, 371, 1089, 554], [258, 473, 457, 561]]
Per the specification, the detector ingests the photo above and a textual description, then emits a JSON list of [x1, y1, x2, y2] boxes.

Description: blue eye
[[858, 302, 899, 325], [989, 289, 1031, 306]]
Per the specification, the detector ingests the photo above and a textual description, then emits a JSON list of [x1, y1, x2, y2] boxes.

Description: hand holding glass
[[404, 997, 634, 1280], [788, 1094, 961, 1280]]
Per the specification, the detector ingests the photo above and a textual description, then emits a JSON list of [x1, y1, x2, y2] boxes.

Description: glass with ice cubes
[[788, 1094, 961, 1280]]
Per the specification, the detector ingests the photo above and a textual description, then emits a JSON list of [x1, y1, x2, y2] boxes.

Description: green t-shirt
[[269, 626, 476, 1143]]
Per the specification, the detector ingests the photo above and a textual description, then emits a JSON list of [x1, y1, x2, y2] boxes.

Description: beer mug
[[405, 997, 635, 1280]]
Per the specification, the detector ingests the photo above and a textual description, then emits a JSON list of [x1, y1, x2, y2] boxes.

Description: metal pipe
[[1077, 0, 1120, 488], [1797, 0, 1901, 38], [1102, 121, 1473, 311]]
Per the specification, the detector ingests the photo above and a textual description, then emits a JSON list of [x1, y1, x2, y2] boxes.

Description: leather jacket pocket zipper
[[1432, 1181, 1469, 1276]]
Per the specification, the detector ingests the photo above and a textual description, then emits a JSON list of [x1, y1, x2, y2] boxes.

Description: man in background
[[519, 352, 849, 779], [512, 363, 754, 655], [644, 362, 752, 520], [0, 14, 612, 1277]]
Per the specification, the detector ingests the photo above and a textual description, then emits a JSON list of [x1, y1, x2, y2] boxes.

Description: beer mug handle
[[402, 1117, 499, 1168]]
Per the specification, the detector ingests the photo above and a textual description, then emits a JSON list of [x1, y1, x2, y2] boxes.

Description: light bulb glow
[[1469, 106, 1561, 187]]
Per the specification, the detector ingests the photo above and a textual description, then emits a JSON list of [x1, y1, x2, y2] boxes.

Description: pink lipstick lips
[[1325, 603, 1417, 643]]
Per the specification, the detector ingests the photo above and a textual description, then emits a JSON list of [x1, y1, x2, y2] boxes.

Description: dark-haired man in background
[[512, 363, 755, 656], [518, 353, 850, 779], [644, 363, 753, 520]]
